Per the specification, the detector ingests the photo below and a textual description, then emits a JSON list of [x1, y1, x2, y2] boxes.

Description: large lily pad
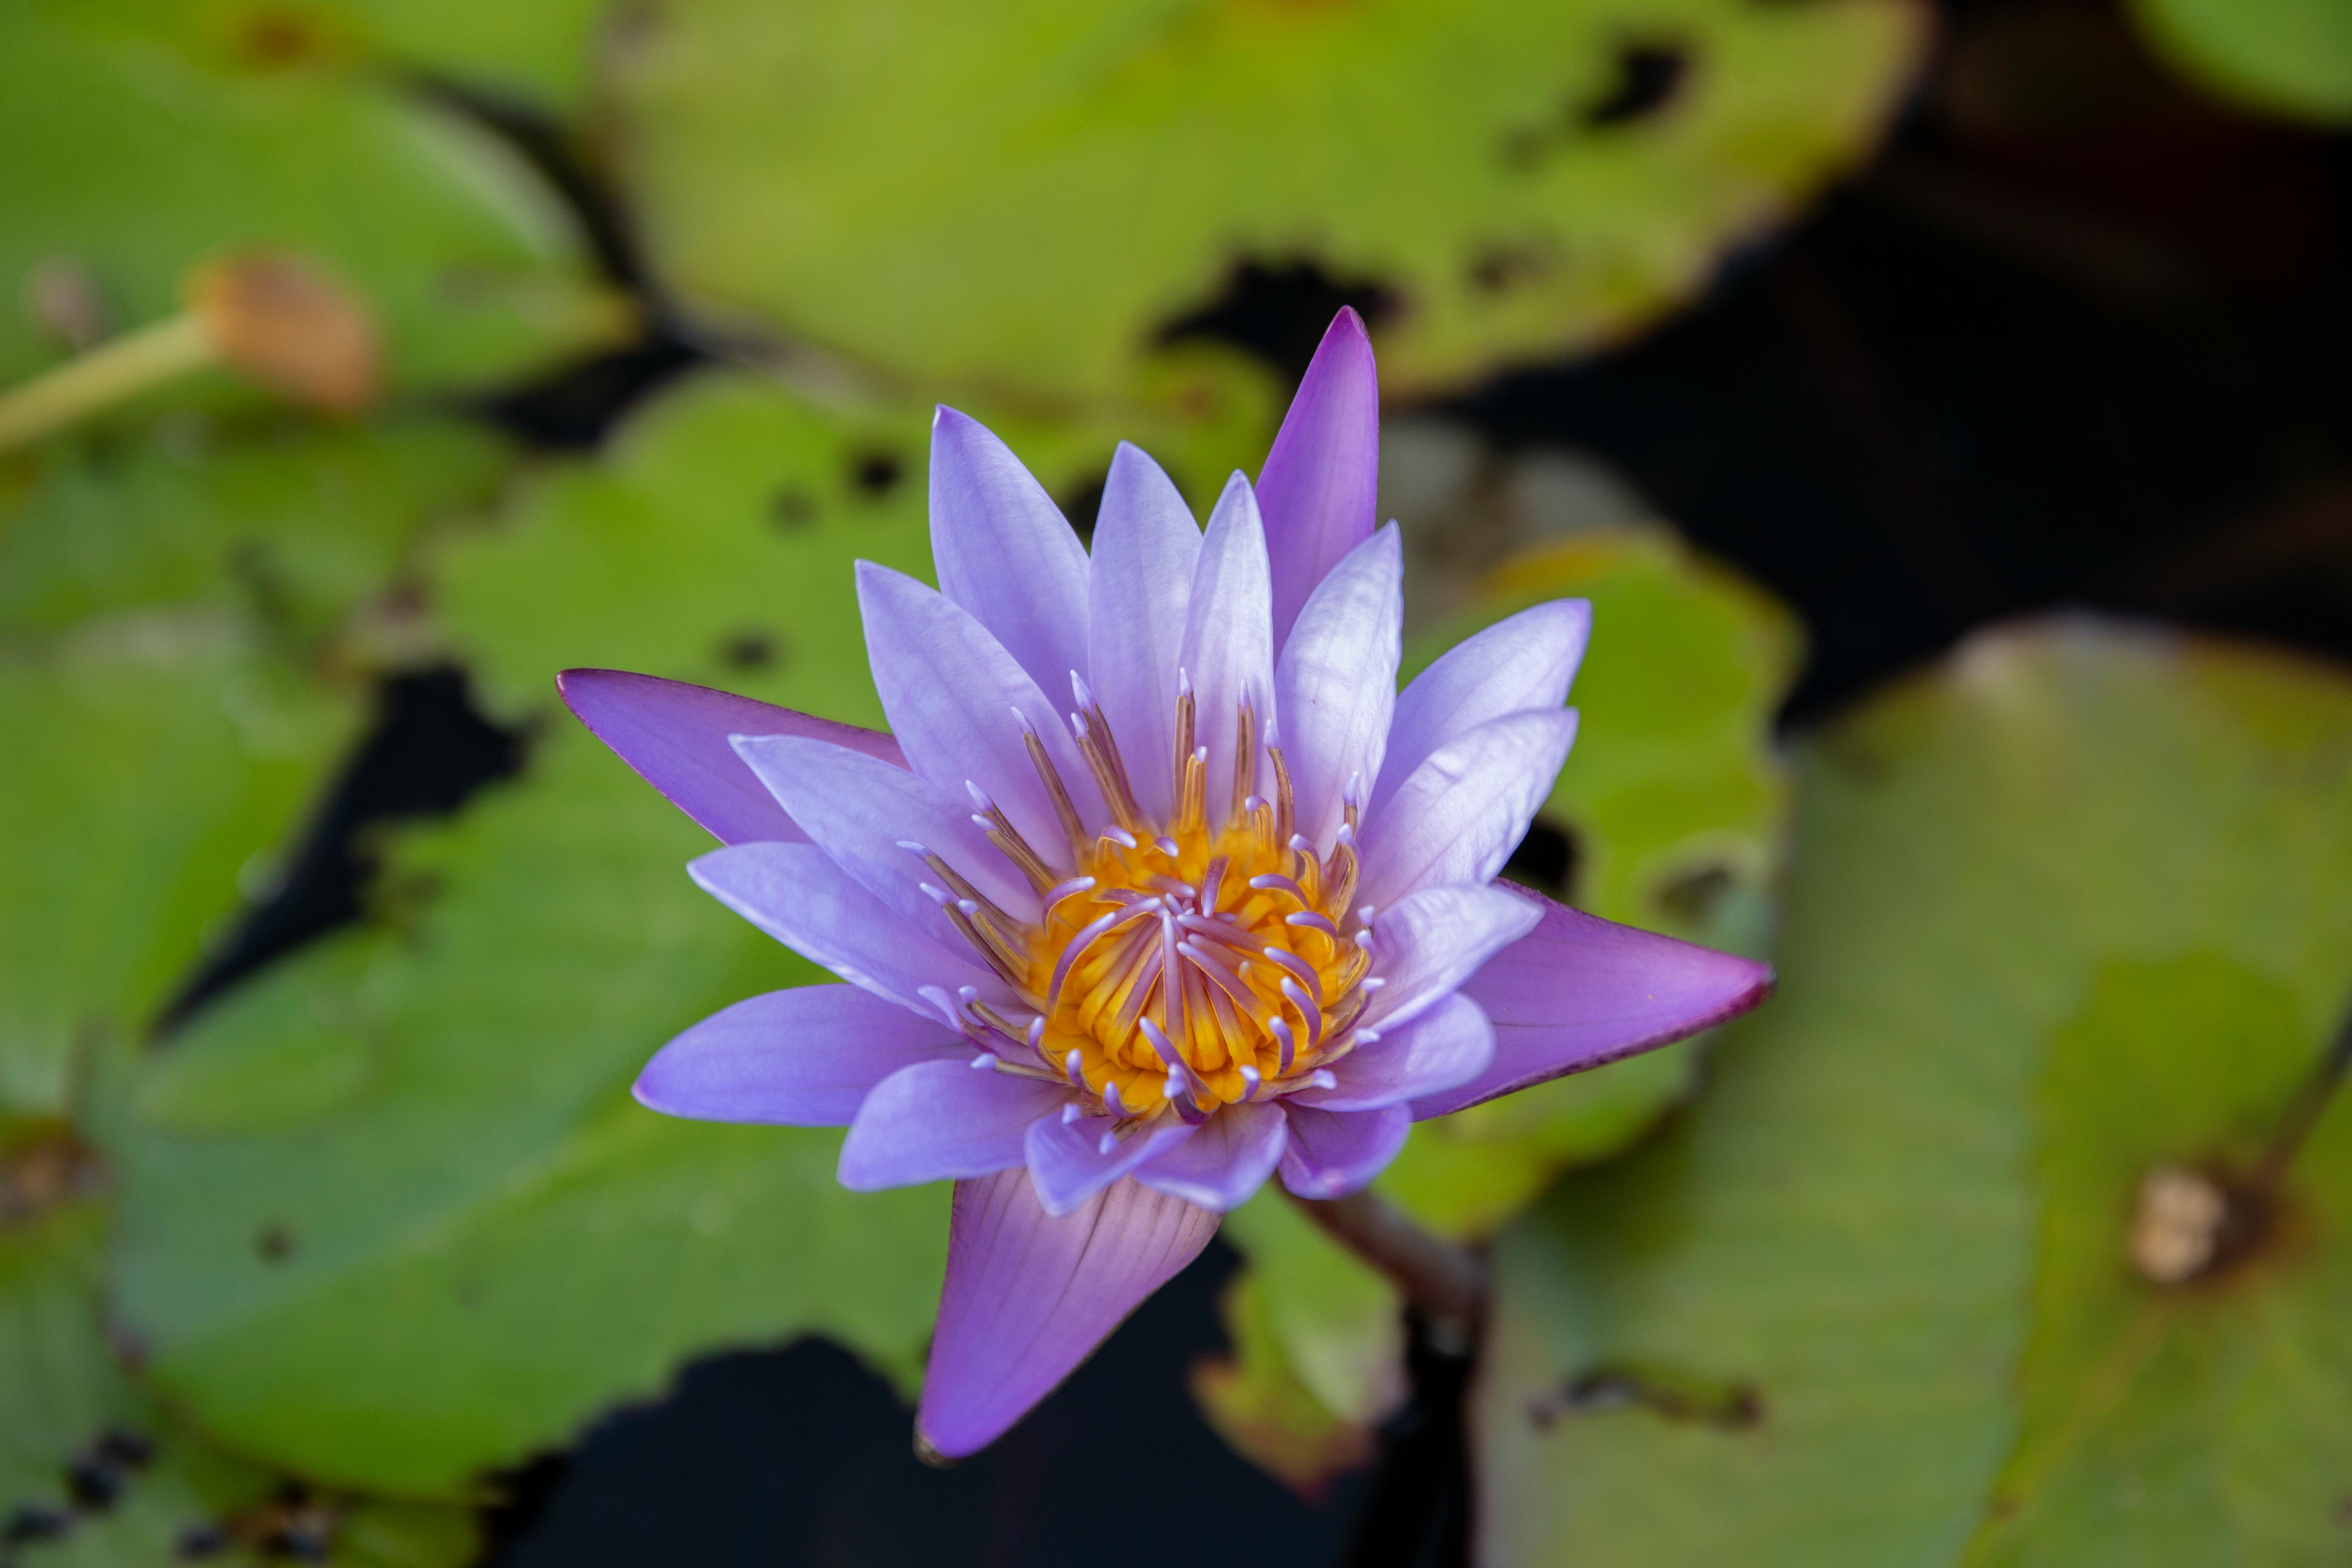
[[0, 415, 511, 649], [0, 412, 513, 1135], [1377, 527, 1798, 1236], [1, 1187, 478, 1566], [1475, 621, 2352, 1565], [0, 616, 359, 1132], [1, 0, 622, 402], [607, 0, 1925, 406], [98, 375, 994, 1497]]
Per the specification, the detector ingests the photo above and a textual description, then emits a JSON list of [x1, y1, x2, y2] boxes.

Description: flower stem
[[1285, 1186, 1488, 1341], [0, 313, 214, 454]]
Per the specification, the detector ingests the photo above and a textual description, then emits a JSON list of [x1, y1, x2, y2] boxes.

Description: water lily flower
[[563, 310, 1773, 1459]]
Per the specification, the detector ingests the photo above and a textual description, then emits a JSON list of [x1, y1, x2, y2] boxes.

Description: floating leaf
[[1378, 527, 1798, 1236], [0, 0, 623, 402], [0, 415, 511, 649], [440, 368, 1273, 723], [0, 617, 359, 1130], [608, 0, 1926, 405], [2127, 0, 2352, 126], [0, 1187, 478, 1566], [1475, 621, 2352, 1565]]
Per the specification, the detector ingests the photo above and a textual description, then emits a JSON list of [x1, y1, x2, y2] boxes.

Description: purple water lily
[[563, 310, 1772, 1459]]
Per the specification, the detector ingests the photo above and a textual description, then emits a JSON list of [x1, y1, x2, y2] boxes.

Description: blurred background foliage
[[3, 0, 2350, 1563]]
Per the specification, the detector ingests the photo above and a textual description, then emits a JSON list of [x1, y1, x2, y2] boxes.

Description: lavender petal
[[1257, 308, 1380, 652], [929, 407, 1093, 702], [558, 668, 901, 845], [1354, 709, 1580, 910], [1087, 441, 1200, 824], [837, 1059, 1065, 1189], [1372, 600, 1589, 815], [1132, 1100, 1289, 1210], [1412, 883, 1776, 1119], [634, 985, 968, 1126], [1273, 523, 1402, 849], [917, 1172, 1218, 1457], [1278, 1103, 1411, 1199], [1294, 993, 1494, 1111]]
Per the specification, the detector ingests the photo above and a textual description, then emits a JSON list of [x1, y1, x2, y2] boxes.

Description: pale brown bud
[[187, 251, 379, 414]]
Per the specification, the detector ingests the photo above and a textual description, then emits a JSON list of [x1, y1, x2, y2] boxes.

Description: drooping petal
[[918, 1170, 1219, 1457], [1086, 442, 1200, 824], [857, 562, 1105, 860], [1372, 600, 1589, 816], [633, 985, 969, 1126], [928, 407, 1092, 701], [1411, 884, 1776, 1120], [730, 735, 1040, 946], [1023, 1111, 1194, 1217], [1176, 474, 1275, 828], [1279, 1103, 1410, 1200], [1133, 1100, 1289, 1211], [688, 842, 998, 1012], [838, 1059, 1066, 1189], [1354, 709, 1580, 910], [1298, 993, 1494, 1111], [559, 668, 902, 846], [1274, 524, 1402, 851], [1257, 308, 1380, 653], [1360, 884, 1543, 1034]]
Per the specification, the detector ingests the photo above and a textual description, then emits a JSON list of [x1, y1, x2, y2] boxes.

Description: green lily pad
[[0, 414, 512, 649], [1475, 621, 2352, 1565], [1378, 527, 1799, 1237], [0, 0, 623, 405], [0, 616, 360, 1131], [1, 1185, 478, 1566], [440, 366, 1275, 723], [607, 0, 1926, 405], [2127, 0, 2352, 125]]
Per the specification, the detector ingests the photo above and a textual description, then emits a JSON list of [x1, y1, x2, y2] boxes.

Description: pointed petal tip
[[913, 1428, 962, 1467]]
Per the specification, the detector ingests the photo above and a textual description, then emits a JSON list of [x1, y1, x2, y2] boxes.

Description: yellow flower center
[[920, 682, 1373, 1121]]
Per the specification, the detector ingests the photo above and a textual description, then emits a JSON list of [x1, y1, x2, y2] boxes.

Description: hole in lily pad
[[256, 1226, 294, 1264], [770, 487, 817, 531], [851, 451, 904, 498], [1581, 43, 1690, 129], [1160, 259, 1401, 383], [1654, 861, 1740, 927], [1503, 817, 1580, 902], [714, 630, 781, 672], [1528, 1365, 1762, 1431]]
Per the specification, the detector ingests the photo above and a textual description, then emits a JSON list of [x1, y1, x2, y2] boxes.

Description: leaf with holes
[[1376, 527, 1799, 1237], [2127, 0, 2352, 125], [1474, 621, 2352, 1565], [607, 0, 1924, 406], [0, 415, 511, 649], [0, 0, 623, 403], [0, 1190, 479, 1567]]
